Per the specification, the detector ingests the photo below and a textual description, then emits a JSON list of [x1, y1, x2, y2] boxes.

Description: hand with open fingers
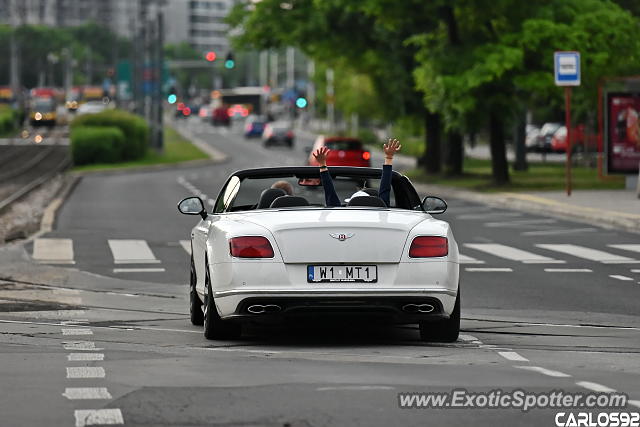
[[383, 138, 402, 159], [313, 146, 331, 166]]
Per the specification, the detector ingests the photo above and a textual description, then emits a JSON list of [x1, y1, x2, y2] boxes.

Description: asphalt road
[[0, 116, 639, 426]]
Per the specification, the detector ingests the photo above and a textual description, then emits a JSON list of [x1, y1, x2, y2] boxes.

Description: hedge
[[71, 109, 149, 161], [0, 105, 18, 136], [70, 126, 125, 165]]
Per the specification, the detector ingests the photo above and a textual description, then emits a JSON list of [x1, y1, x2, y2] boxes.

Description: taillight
[[362, 151, 371, 160], [409, 236, 448, 258], [229, 236, 274, 258]]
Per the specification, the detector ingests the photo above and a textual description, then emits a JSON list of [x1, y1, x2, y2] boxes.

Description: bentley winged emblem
[[330, 233, 355, 241]]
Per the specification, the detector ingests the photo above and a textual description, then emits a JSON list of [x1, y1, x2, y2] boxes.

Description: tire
[[189, 256, 204, 326], [419, 288, 460, 343], [203, 261, 241, 340]]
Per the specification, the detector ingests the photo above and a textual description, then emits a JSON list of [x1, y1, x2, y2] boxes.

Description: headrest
[[270, 196, 310, 208], [346, 196, 387, 207], [257, 188, 286, 209]]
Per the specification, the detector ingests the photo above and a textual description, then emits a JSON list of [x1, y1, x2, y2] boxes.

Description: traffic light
[[205, 51, 217, 62], [224, 52, 235, 69], [295, 97, 308, 108], [167, 86, 177, 104]]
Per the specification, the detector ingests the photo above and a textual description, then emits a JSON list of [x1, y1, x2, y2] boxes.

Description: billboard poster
[[606, 93, 640, 174]]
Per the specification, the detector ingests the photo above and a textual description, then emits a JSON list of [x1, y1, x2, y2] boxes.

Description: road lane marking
[[536, 244, 640, 264], [63, 387, 112, 400], [107, 239, 161, 264], [464, 243, 564, 264], [62, 328, 93, 336], [631, 269, 640, 273], [514, 366, 571, 377], [112, 267, 166, 273], [544, 268, 592, 273], [180, 240, 191, 255], [74, 409, 123, 427], [629, 400, 640, 409], [63, 341, 102, 351], [66, 367, 106, 379], [576, 381, 616, 393], [608, 244, 640, 254], [68, 353, 104, 361], [32, 238, 75, 264], [465, 268, 513, 272], [484, 219, 557, 227], [609, 275, 634, 281], [498, 351, 529, 362], [316, 385, 395, 391], [522, 228, 597, 236], [458, 335, 479, 342], [457, 212, 522, 220], [458, 254, 485, 264]]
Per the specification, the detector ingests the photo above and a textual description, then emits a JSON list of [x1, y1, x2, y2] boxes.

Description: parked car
[[551, 125, 596, 153], [307, 136, 371, 167], [177, 166, 460, 342], [244, 115, 267, 138], [212, 106, 230, 126], [525, 125, 541, 152], [262, 121, 294, 147], [536, 122, 563, 152], [198, 105, 211, 121]]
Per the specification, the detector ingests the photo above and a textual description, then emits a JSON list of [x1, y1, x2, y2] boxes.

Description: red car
[[212, 106, 230, 127], [307, 136, 371, 167], [551, 125, 597, 153]]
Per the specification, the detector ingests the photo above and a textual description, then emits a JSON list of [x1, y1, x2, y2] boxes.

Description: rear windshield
[[325, 140, 362, 151]]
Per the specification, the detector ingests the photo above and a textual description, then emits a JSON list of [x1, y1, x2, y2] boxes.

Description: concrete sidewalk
[[416, 183, 640, 234]]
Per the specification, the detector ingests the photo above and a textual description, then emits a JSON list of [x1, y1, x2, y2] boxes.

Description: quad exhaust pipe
[[247, 304, 282, 314], [402, 303, 435, 313]]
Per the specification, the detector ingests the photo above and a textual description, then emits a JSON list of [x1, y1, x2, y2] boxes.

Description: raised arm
[[379, 138, 401, 207], [313, 147, 341, 207]]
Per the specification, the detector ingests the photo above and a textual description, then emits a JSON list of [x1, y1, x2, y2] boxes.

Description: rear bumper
[[213, 288, 457, 323]]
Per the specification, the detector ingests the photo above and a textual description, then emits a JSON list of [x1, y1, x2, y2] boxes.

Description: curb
[[39, 173, 82, 234], [414, 183, 640, 235]]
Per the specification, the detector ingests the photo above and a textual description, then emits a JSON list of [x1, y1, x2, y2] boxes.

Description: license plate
[[307, 265, 377, 283]]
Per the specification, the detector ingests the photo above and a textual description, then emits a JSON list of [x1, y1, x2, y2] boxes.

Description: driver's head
[[271, 180, 294, 196]]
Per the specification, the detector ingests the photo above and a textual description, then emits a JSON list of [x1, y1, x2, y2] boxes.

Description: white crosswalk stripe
[[107, 239, 161, 264], [32, 238, 75, 264], [180, 240, 191, 255], [458, 254, 485, 264], [464, 243, 564, 264], [608, 244, 640, 254], [536, 244, 640, 264]]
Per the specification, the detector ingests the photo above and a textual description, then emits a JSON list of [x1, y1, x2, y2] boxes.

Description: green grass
[[73, 126, 209, 172], [406, 157, 625, 192]]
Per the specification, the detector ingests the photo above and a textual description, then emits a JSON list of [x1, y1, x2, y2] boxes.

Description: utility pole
[[286, 47, 295, 90], [152, 10, 164, 152], [270, 50, 278, 89], [259, 51, 268, 88], [9, 0, 22, 115], [326, 68, 335, 132], [62, 48, 72, 104], [306, 59, 315, 122]]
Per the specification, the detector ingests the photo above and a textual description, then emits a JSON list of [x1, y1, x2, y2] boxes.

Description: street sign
[[554, 51, 580, 86]]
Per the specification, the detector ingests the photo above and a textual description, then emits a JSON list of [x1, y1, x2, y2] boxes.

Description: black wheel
[[419, 288, 460, 343], [203, 261, 241, 340], [189, 256, 204, 326]]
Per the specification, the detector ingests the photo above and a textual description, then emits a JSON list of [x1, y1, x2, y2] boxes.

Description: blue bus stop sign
[[554, 51, 580, 86]]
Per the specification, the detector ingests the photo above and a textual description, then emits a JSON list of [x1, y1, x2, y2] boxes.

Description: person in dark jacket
[[312, 138, 401, 207]]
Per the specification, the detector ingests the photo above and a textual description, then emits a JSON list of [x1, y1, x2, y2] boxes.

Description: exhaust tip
[[402, 303, 435, 314], [247, 304, 281, 314]]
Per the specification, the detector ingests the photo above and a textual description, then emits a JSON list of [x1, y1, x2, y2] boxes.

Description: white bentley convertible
[[178, 167, 460, 342]]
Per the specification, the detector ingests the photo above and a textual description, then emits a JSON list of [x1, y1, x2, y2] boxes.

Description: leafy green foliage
[[71, 126, 124, 165]]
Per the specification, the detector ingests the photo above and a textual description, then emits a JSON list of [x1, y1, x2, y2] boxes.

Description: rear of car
[[244, 115, 267, 138], [212, 107, 230, 126], [262, 122, 294, 147], [538, 122, 562, 152], [308, 137, 371, 167]]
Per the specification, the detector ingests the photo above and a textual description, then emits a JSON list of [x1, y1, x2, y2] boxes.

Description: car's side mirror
[[178, 196, 207, 219], [422, 196, 447, 215]]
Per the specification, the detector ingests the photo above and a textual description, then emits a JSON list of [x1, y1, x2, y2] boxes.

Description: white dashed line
[[66, 367, 106, 379], [112, 268, 166, 273], [514, 366, 571, 378], [465, 268, 513, 272], [458, 335, 479, 342], [629, 400, 640, 409], [63, 341, 102, 351], [631, 269, 640, 273], [576, 381, 616, 393], [609, 275, 634, 281], [67, 353, 104, 361], [74, 408, 124, 427], [316, 385, 395, 391], [458, 254, 485, 264], [522, 228, 597, 236], [498, 351, 529, 362], [544, 268, 593, 273], [63, 387, 112, 400], [62, 328, 93, 336]]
